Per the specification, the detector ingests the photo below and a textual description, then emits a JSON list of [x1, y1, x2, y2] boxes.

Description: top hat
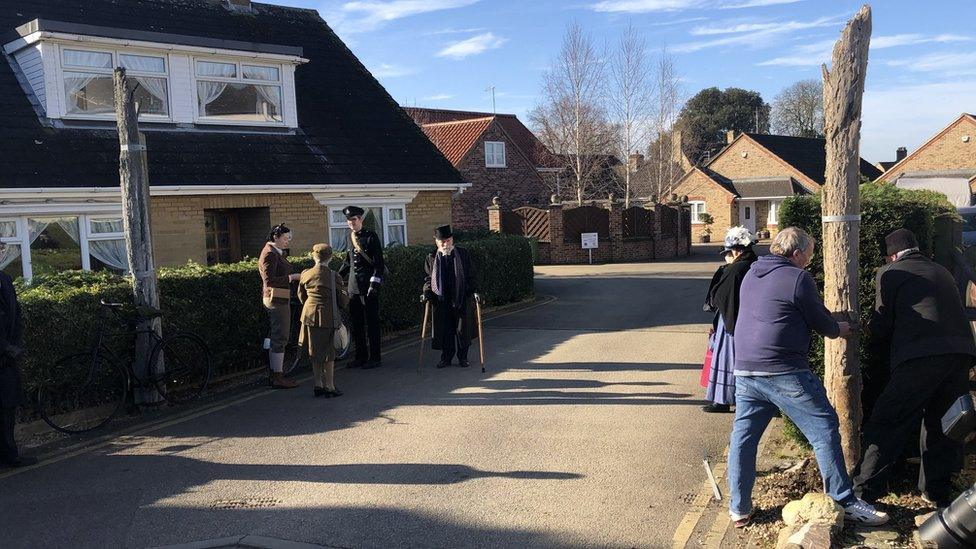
[[434, 225, 453, 240]]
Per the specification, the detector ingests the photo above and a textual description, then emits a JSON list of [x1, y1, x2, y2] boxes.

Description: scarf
[[430, 249, 466, 309]]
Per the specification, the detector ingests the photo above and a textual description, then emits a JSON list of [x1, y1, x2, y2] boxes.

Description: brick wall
[[452, 122, 549, 230], [883, 117, 976, 177], [407, 190, 452, 244], [672, 169, 736, 237], [710, 137, 815, 190]]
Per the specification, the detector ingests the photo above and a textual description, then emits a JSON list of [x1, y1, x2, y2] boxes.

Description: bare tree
[[648, 47, 683, 199], [608, 24, 654, 207], [530, 22, 613, 205], [771, 79, 824, 138]]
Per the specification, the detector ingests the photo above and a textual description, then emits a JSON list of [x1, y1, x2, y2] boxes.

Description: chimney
[[726, 130, 736, 145], [896, 146, 907, 161], [628, 153, 644, 172]]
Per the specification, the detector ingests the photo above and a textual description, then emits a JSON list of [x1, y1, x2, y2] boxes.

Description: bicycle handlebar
[[99, 299, 125, 308]]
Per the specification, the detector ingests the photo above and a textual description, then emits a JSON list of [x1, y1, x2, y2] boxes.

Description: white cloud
[[437, 32, 507, 60], [422, 93, 455, 100], [675, 16, 842, 52], [757, 38, 834, 66], [886, 52, 976, 73], [330, 0, 480, 34], [872, 33, 971, 49], [591, 0, 799, 12], [862, 80, 976, 161], [370, 63, 417, 78], [427, 27, 486, 35]]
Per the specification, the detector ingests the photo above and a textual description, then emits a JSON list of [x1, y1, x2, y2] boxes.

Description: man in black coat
[[853, 228, 976, 507], [422, 225, 482, 368], [338, 206, 385, 369], [0, 242, 31, 468]]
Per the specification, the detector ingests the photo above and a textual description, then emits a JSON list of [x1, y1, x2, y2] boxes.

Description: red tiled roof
[[419, 117, 495, 166], [405, 107, 558, 168]]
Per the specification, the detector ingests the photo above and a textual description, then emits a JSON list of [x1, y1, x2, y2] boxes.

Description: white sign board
[[581, 232, 599, 249]]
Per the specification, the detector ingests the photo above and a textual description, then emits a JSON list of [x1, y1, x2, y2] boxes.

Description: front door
[[204, 210, 242, 265], [739, 200, 756, 234]]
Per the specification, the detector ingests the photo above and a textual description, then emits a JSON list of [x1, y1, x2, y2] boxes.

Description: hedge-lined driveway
[[0, 251, 735, 549]]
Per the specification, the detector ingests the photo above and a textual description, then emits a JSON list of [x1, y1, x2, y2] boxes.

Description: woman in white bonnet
[[702, 227, 758, 413]]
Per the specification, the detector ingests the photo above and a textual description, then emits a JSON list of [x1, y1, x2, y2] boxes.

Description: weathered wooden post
[[114, 68, 163, 404], [821, 5, 871, 471]]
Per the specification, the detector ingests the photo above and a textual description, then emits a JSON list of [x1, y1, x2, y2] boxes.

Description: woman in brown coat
[[259, 223, 300, 389], [298, 243, 348, 397]]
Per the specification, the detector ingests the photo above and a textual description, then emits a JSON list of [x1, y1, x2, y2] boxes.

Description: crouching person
[[298, 244, 349, 398], [421, 225, 482, 368], [727, 227, 888, 527]]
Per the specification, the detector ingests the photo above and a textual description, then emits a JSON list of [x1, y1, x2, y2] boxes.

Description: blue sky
[[275, 0, 975, 163]]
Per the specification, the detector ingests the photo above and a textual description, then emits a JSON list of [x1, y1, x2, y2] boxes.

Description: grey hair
[[770, 227, 814, 257]]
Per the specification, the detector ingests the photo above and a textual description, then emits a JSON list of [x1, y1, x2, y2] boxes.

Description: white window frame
[[767, 200, 781, 225], [327, 205, 409, 250], [0, 214, 127, 281], [192, 57, 286, 127], [690, 201, 707, 224], [57, 44, 172, 121], [485, 141, 506, 168]]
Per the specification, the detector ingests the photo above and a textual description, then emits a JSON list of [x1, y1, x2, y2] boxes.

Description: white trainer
[[843, 498, 889, 526]]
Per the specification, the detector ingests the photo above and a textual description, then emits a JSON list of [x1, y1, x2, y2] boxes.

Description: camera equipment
[[917, 394, 976, 547]]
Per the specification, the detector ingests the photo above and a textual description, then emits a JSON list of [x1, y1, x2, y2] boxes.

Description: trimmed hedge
[[16, 234, 534, 397], [777, 182, 956, 443]]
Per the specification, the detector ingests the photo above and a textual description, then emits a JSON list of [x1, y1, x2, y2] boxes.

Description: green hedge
[[777, 182, 956, 443], [16, 234, 534, 397]]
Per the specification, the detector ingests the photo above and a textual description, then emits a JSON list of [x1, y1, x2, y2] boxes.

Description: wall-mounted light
[[963, 135, 971, 143], [741, 151, 748, 158]]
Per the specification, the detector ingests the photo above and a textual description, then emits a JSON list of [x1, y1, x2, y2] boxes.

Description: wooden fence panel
[[503, 207, 551, 242], [563, 205, 610, 244], [659, 205, 678, 238], [622, 206, 653, 241]]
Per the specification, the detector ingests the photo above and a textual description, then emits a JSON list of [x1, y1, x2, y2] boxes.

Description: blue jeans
[[727, 370, 854, 516]]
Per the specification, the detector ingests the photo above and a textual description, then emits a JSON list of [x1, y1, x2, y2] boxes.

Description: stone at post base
[[782, 493, 844, 532]]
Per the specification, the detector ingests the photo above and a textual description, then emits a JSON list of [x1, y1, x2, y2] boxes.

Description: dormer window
[[195, 60, 283, 124], [62, 48, 170, 118]]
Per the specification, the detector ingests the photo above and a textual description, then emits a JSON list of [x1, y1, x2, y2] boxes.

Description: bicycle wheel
[[36, 353, 128, 434], [283, 342, 309, 375], [335, 317, 352, 361], [150, 333, 212, 404]]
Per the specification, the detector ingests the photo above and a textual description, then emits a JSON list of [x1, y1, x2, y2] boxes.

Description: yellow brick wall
[[883, 117, 976, 177], [407, 190, 453, 245], [709, 138, 817, 191], [673, 170, 736, 235], [149, 193, 328, 267]]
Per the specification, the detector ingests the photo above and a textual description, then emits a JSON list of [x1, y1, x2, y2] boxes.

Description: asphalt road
[[0, 248, 735, 549]]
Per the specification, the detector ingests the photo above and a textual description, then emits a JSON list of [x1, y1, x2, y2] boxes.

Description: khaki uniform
[[297, 265, 348, 363]]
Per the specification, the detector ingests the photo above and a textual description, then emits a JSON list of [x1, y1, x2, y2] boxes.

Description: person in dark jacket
[[702, 227, 758, 413], [727, 227, 888, 527], [421, 225, 482, 368], [259, 224, 300, 389], [0, 242, 32, 468], [338, 206, 385, 369], [853, 229, 976, 507]]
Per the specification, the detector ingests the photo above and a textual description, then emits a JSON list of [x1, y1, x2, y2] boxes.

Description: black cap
[[343, 206, 365, 219], [434, 225, 453, 240], [885, 228, 919, 256]]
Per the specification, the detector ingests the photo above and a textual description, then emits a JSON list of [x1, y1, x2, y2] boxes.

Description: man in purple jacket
[[727, 227, 888, 527]]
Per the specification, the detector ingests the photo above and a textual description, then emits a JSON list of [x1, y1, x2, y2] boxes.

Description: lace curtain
[[196, 62, 231, 116], [26, 218, 128, 273], [121, 55, 168, 105], [252, 85, 281, 120]]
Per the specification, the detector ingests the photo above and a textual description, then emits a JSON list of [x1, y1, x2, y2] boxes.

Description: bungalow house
[[404, 107, 552, 230], [878, 113, 976, 207], [672, 131, 881, 238], [0, 0, 466, 279]]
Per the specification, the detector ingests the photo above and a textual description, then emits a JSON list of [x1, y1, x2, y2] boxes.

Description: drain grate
[[210, 497, 282, 509]]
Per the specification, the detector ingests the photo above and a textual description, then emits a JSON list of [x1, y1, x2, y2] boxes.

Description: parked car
[[959, 207, 976, 247]]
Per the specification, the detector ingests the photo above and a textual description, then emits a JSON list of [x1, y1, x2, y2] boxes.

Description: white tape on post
[[121, 144, 147, 153], [822, 214, 861, 223]]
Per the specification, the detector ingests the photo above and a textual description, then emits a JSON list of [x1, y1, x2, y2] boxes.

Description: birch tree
[[649, 48, 683, 199], [609, 24, 654, 207]]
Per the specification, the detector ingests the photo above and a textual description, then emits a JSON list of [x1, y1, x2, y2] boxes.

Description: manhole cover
[[210, 497, 281, 509]]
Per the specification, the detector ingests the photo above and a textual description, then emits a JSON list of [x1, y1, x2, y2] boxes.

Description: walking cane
[[417, 301, 431, 372], [476, 299, 486, 373]]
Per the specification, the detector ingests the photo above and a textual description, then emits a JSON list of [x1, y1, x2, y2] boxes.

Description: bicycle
[[36, 299, 212, 434], [281, 295, 353, 375]]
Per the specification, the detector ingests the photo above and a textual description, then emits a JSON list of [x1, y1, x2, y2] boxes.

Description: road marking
[[1, 295, 559, 480], [703, 463, 729, 549], [672, 461, 726, 549]]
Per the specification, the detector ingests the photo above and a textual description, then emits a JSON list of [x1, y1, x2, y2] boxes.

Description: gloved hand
[[473, 293, 484, 305], [367, 283, 379, 299], [420, 293, 428, 303]]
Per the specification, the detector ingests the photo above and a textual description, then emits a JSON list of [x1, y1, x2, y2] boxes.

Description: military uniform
[[0, 271, 26, 466], [338, 206, 385, 368]]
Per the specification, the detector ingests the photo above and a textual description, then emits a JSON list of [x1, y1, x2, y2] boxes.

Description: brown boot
[[270, 372, 298, 389]]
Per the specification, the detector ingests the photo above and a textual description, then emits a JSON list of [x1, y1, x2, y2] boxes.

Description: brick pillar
[[488, 195, 503, 233], [608, 194, 622, 263], [548, 197, 564, 263], [644, 200, 656, 261]]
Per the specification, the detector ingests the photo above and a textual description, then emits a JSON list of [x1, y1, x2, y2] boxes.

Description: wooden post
[[114, 68, 163, 404], [821, 5, 871, 471]]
